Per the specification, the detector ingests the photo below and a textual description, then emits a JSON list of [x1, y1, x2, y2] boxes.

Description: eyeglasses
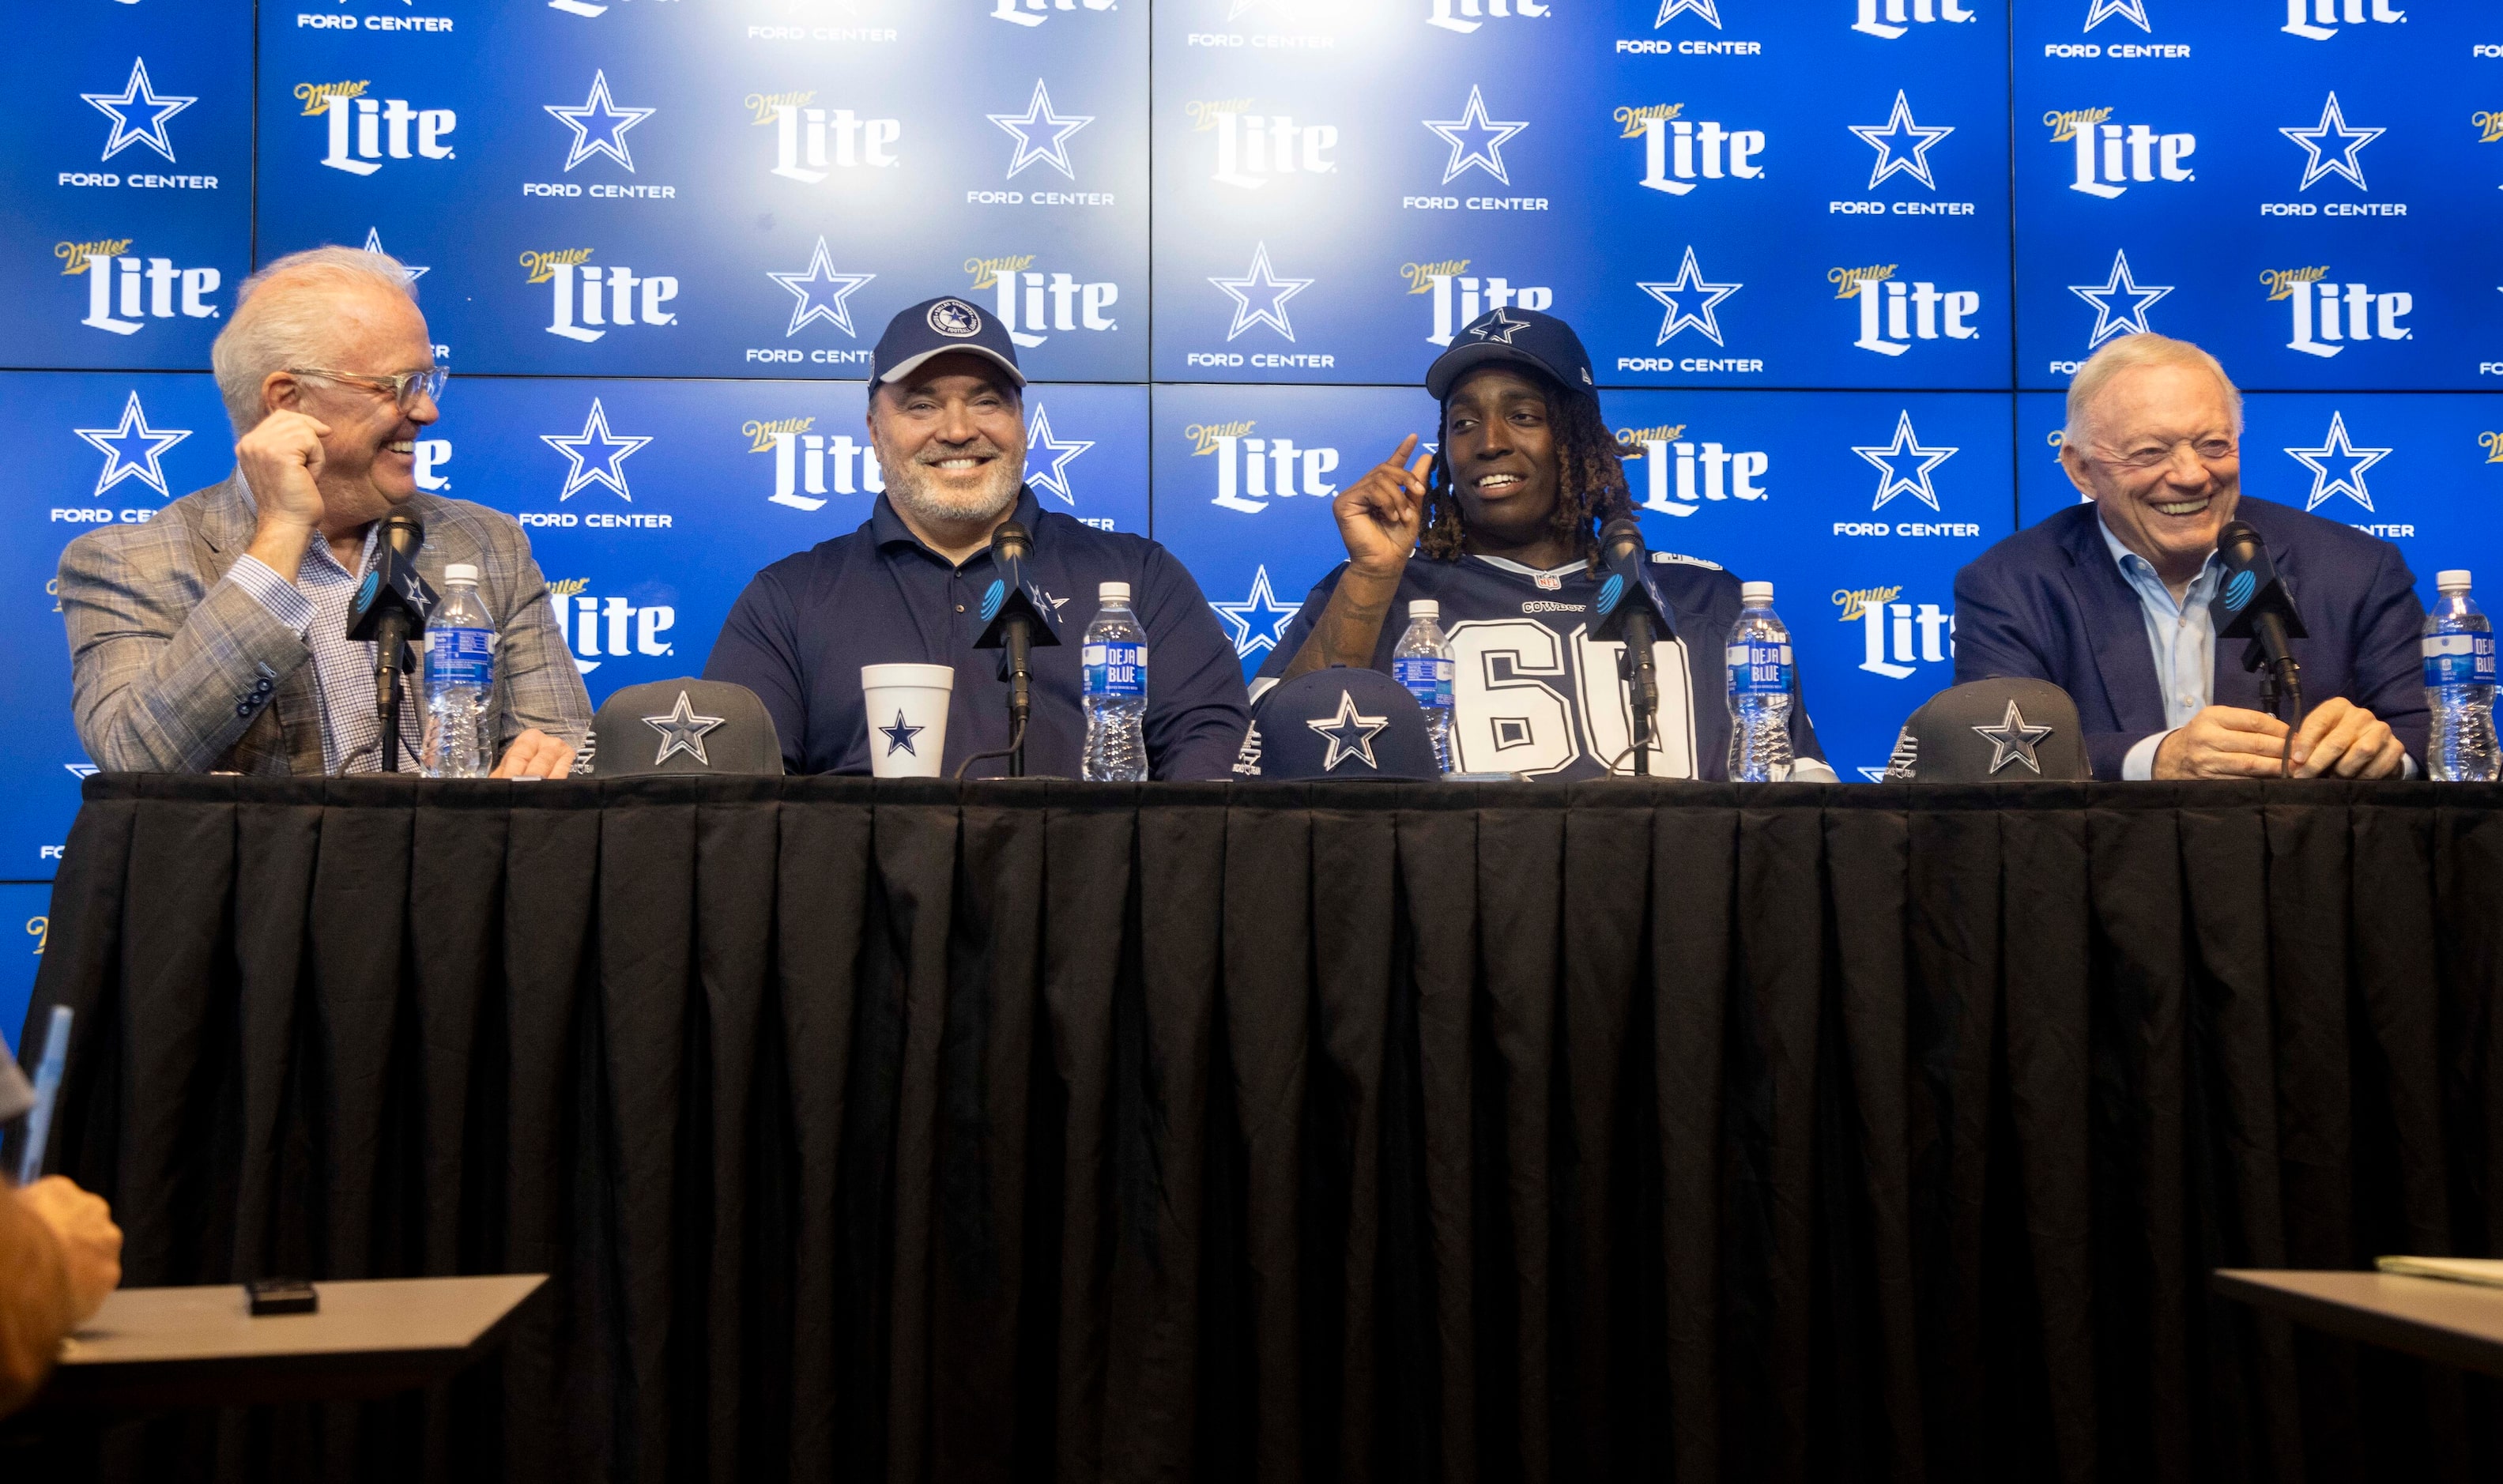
[[2087, 436, 2237, 473], [287, 365, 447, 412]]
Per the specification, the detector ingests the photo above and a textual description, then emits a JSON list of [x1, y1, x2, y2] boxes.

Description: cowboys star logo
[[989, 80, 1092, 181], [2068, 250, 2172, 348], [2283, 411, 2390, 513], [1208, 243, 1312, 341], [1422, 86, 1529, 186], [2084, 0, 2149, 31], [2279, 93, 2381, 192], [1853, 411, 1957, 512], [545, 70, 653, 172], [362, 228, 428, 284], [83, 58, 194, 164], [74, 391, 192, 499], [1849, 92, 1954, 190], [1210, 566, 1301, 658], [1470, 307, 1531, 344], [767, 238, 874, 337], [1637, 247, 1740, 347], [541, 399, 652, 502], [927, 299, 983, 337], [1023, 405, 1092, 506]]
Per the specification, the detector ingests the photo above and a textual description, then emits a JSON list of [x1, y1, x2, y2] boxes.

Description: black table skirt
[[18, 774, 2503, 1483]]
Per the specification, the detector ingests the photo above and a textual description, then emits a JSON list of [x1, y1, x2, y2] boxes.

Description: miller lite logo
[[990, 0, 1116, 24], [763, 92, 901, 182], [2263, 266, 2411, 358], [1189, 99, 1338, 188], [1618, 103, 1766, 197], [1835, 586, 1955, 680], [1833, 263, 1980, 356], [1189, 421, 1344, 514], [966, 256, 1118, 348], [1624, 424, 1770, 518], [749, 415, 885, 513], [1853, 0, 1974, 36], [70, 246, 222, 335], [523, 250, 678, 342], [1427, 0, 1547, 35], [1404, 260, 1552, 346], [300, 80, 455, 175], [2047, 107, 2193, 198], [2283, 0, 2403, 40], [546, 578, 677, 676]]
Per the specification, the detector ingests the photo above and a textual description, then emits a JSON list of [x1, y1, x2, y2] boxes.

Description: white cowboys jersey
[[1253, 552, 1830, 782]]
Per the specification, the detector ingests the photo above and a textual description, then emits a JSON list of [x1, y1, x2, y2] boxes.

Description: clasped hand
[[2152, 697, 2405, 780]]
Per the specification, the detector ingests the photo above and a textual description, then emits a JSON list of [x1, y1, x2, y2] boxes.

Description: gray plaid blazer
[[59, 473, 591, 776]]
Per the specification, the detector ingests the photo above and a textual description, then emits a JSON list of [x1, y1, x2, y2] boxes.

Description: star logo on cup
[[880, 710, 925, 757]]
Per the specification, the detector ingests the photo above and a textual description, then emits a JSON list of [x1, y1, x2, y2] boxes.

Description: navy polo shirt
[[703, 487, 1252, 780]]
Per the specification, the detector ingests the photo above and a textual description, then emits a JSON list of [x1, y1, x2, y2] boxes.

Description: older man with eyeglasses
[[58, 245, 588, 777], [1954, 333, 2422, 780]]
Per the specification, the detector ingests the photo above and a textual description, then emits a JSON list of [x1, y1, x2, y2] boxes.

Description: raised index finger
[[1382, 433, 1421, 469]]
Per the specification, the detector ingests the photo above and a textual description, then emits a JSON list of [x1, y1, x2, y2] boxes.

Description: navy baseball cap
[[1423, 307, 1598, 403], [1238, 667, 1439, 782], [869, 296, 1027, 387]]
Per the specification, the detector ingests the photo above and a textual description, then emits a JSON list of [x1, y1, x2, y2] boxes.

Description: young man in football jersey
[[1254, 307, 1835, 781]]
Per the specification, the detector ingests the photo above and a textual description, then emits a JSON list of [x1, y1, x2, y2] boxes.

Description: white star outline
[[363, 228, 428, 284], [767, 237, 875, 337], [1208, 242, 1313, 342], [989, 79, 1093, 182], [74, 390, 192, 499], [82, 58, 194, 164], [1853, 410, 1958, 513], [1209, 566, 1301, 659], [1971, 698, 2056, 776], [1422, 85, 1529, 186], [1654, 0, 1721, 25], [2068, 250, 2173, 349], [1637, 247, 1741, 348], [1307, 690, 1390, 770], [2084, 0, 2150, 32], [1848, 91, 1955, 191], [2283, 411, 2391, 514], [2279, 92, 2382, 192], [545, 70, 654, 173], [1023, 404, 1093, 507], [642, 691, 726, 767], [1470, 307, 1531, 344], [541, 399, 653, 503]]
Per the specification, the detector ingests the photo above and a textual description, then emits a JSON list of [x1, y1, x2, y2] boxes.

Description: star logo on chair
[[1853, 410, 1958, 513], [2084, 0, 2150, 31], [1023, 404, 1093, 506], [1469, 307, 1530, 345], [1306, 691, 1389, 770], [1208, 242, 1313, 342], [1638, 247, 1741, 348], [362, 228, 428, 284], [989, 79, 1092, 181], [541, 399, 652, 502], [2068, 250, 2173, 349], [1972, 698, 2055, 776], [74, 390, 191, 499], [1849, 91, 1955, 190], [1423, 85, 1529, 186], [2279, 92, 2382, 192], [2284, 411, 2390, 513], [83, 58, 194, 164], [1209, 565, 1300, 658], [1654, 0, 1721, 24], [545, 70, 654, 172], [767, 237, 875, 337], [642, 691, 726, 767], [879, 710, 925, 758]]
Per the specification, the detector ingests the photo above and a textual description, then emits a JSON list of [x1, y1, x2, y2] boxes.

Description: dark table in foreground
[[17, 773, 2503, 1484], [2215, 1271, 2503, 1381]]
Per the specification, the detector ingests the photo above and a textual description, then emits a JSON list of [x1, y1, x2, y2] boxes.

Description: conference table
[[17, 773, 2503, 1483]]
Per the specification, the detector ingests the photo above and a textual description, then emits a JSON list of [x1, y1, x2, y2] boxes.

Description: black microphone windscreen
[[994, 520, 1031, 556], [1598, 517, 1645, 561]]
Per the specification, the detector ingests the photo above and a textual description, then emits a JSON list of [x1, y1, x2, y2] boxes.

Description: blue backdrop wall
[[6, 0, 2500, 1039]]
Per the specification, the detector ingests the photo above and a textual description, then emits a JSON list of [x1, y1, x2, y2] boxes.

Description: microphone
[[2209, 518, 2309, 769], [1593, 518, 1677, 776], [345, 512, 436, 773], [970, 521, 1061, 778]]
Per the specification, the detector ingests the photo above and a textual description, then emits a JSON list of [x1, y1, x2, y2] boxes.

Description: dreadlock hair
[[1415, 367, 1637, 570]]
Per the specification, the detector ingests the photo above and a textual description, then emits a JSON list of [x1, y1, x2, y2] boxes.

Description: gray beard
[[879, 446, 1023, 528]]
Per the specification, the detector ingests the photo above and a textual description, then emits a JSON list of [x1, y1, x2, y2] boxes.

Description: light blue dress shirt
[[2096, 518, 2223, 781]]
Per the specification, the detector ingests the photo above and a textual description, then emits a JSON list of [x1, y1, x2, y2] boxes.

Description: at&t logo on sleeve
[[301, 80, 454, 176], [1190, 420, 1342, 513]]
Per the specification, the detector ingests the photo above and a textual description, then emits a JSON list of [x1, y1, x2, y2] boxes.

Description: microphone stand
[[1619, 609, 1659, 778], [1003, 611, 1033, 778], [375, 616, 414, 773], [2243, 635, 2305, 778]]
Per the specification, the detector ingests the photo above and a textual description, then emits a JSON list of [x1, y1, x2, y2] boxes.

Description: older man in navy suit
[[1955, 334, 2420, 780]]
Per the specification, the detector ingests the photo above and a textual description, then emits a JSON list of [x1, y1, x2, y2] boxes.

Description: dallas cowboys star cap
[[869, 296, 1027, 388], [1244, 666, 1439, 782], [1423, 306, 1599, 404], [588, 679, 786, 778], [1881, 678, 2089, 783]]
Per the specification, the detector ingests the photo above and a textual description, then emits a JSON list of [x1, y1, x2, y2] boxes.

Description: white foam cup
[[860, 663, 955, 778]]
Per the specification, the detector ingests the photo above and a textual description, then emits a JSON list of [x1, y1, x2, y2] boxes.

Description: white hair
[[209, 246, 420, 435], [2061, 333, 2242, 450]]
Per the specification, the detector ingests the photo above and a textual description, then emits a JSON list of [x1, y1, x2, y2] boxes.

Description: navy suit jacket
[[1952, 496, 2428, 779]]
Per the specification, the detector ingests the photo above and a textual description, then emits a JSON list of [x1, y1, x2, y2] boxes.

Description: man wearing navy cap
[[704, 296, 1250, 778], [1257, 307, 1834, 781]]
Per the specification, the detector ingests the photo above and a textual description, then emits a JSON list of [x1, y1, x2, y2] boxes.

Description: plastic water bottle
[[1392, 598, 1457, 774], [422, 563, 496, 778], [2425, 568, 2498, 782], [1725, 580, 1796, 782], [1082, 580, 1149, 782]]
